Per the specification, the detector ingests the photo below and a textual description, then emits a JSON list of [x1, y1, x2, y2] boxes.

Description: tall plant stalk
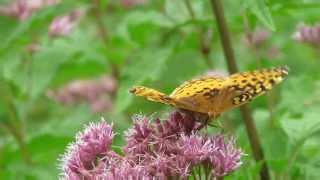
[[209, 0, 270, 179]]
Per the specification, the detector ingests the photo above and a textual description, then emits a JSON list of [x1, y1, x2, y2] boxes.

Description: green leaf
[[246, 0, 276, 31], [280, 109, 320, 143]]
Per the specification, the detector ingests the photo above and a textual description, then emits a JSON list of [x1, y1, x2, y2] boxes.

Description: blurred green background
[[0, 0, 320, 179]]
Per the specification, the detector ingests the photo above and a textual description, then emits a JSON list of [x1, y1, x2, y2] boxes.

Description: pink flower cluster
[[49, 9, 84, 37], [0, 0, 59, 20], [60, 111, 244, 180], [47, 75, 117, 113], [243, 28, 279, 59], [244, 28, 271, 48], [61, 120, 116, 179], [293, 24, 320, 47]]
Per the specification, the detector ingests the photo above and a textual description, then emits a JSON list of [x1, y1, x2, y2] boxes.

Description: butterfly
[[130, 66, 289, 118]]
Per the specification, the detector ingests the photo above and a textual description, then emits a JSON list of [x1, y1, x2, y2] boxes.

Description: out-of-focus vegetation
[[0, 0, 320, 179]]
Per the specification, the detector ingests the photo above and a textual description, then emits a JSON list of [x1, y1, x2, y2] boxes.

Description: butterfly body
[[130, 66, 289, 118]]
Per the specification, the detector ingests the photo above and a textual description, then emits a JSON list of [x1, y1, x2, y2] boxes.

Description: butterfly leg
[[207, 112, 224, 129], [194, 114, 210, 131]]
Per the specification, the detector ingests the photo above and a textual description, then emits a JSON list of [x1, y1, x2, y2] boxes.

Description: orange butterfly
[[130, 66, 289, 118]]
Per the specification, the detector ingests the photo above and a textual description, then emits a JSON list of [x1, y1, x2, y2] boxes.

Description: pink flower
[[47, 75, 117, 113], [104, 160, 151, 180], [0, 0, 59, 20], [243, 27, 280, 59], [122, 112, 243, 178], [293, 23, 320, 47], [48, 9, 84, 37], [124, 115, 156, 154], [59, 111, 244, 179], [60, 119, 115, 179], [208, 135, 244, 177], [244, 28, 271, 48], [178, 134, 213, 164]]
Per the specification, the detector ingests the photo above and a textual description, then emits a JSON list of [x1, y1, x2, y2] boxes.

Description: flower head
[[244, 28, 271, 48], [47, 75, 117, 112], [60, 119, 115, 179], [59, 111, 244, 179], [49, 9, 84, 37], [243, 27, 280, 59], [0, 0, 59, 20], [208, 135, 244, 177], [293, 23, 320, 47]]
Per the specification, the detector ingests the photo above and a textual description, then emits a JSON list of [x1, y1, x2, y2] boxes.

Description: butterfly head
[[129, 86, 146, 95]]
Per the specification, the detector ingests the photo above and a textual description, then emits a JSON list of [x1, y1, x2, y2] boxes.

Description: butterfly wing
[[130, 66, 289, 118], [215, 66, 289, 113], [169, 76, 227, 114]]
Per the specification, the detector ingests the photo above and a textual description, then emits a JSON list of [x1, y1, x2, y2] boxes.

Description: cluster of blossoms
[[0, 0, 59, 20], [47, 75, 117, 113], [60, 111, 244, 179], [48, 9, 84, 37], [244, 28, 271, 48], [243, 28, 280, 59], [293, 23, 320, 48]]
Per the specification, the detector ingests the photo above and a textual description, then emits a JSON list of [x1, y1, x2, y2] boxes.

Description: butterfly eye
[[129, 88, 137, 93], [129, 86, 145, 94]]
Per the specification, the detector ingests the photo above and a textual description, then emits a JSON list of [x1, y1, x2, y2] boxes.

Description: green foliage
[[0, 0, 320, 179]]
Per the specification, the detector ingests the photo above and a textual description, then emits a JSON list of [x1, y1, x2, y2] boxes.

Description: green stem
[[1, 123, 31, 164], [209, 0, 270, 179], [192, 169, 198, 180], [0, 80, 31, 164], [183, 0, 196, 19]]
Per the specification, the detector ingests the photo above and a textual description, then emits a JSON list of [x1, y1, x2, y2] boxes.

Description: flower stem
[[1, 123, 32, 164], [192, 170, 198, 180], [183, 0, 196, 19], [209, 0, 270, 179]]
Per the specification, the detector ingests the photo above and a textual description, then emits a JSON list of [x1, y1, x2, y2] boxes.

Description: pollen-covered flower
[[293, 23, 320, 48]]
